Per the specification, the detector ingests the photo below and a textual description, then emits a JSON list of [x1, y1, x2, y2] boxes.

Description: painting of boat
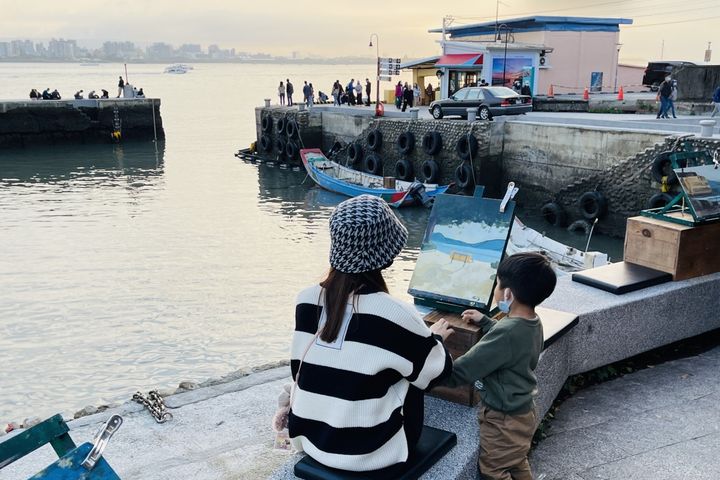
[[300, 148, 450, 208]]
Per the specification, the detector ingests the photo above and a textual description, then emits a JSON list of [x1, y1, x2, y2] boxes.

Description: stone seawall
[[0, 99, 164, 147]]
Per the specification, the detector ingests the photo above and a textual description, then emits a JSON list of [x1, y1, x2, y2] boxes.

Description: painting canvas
[[408, 193, 515, 311], [675, 165, 720, 221]]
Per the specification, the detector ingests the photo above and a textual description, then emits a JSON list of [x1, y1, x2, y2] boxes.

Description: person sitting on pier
[[439, 252, 557, 480], [136, 88, 145, 98], [29, 89, 39, 99], [74, 90, 84, 99], [88, 90, 99, 99], [317, 91, 329, 103], [42, 88, 52, 100], [51, 89, 61, 100], [285, 195, 454, 475], [101, 89, 109, 99]]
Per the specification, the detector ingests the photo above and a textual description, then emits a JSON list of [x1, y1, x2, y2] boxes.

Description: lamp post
[[614, 43, 623, 93], [497, 24, 510, 87], [369, 33, 380, 114]]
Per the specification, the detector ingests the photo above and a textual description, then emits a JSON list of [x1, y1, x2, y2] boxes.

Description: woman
[[413, 83, 421, 107], [278, 81, 286, 106], [395, 81, 403, 109], [288, 195, 453, 475]]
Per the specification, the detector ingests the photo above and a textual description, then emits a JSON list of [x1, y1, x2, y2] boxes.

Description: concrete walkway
[[530, 345, 720, 480]]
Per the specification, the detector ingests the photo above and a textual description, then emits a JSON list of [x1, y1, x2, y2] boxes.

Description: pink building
[[402, 16, 633, 100]]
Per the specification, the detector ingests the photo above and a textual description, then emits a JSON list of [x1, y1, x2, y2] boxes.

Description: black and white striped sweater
[[288, 284, 452, 472]]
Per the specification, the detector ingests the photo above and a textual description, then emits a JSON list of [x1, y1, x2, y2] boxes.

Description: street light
[[497, 24, 511, 87], [614, 43, 623, 93], [369, 33, 380, 114]]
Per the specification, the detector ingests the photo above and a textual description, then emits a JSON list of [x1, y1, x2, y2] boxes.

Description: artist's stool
[[293, 425, 457, 480]]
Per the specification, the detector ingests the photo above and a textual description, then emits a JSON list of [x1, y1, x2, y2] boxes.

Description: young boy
[[440, 252, 557, 480]]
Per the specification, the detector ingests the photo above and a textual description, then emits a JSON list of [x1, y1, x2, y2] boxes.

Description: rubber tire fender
[[421, 159, 440, 183], [275, 137, 287, 157], [567, 219, 592, 236], [261, 115, 273, 133], [395, 159, 414, 181], [285, 141, 298, 161], [397, 131, 415, 155], [276, 117, 287, 135], [651, 151, 685, 185], [454, 162, 475, 190], [347, 142, 364, 165], [260, 134, 273, 153], [367, 130, 383, 151], [286, 119, 299, 139], [456, 134, 479, 160], [647, 192, 674, 209], [364, 153, 383, 175], [422, 131, 443, 155], [540, 202, 567, 227], [578, 191, 608, 220]]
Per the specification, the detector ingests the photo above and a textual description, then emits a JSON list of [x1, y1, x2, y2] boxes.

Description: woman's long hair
[[318, 267, 388, 343]]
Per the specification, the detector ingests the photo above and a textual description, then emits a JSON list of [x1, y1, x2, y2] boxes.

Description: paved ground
[[530, 345, 720, 480]]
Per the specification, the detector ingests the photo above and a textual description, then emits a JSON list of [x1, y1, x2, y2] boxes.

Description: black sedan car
[[429, 86, 532, 120]]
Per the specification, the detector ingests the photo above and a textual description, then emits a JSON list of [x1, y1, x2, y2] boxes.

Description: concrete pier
[[0, 99, 164, 147]]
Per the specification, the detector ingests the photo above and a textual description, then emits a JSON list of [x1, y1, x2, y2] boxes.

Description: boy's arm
[[438, 326, 512, 388]]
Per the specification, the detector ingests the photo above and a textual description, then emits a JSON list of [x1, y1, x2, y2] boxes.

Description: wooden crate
[[424, 310, 482, 406], [624, 216, 720, 280]]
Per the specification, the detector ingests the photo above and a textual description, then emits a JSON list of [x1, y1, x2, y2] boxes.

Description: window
[[466, 89, 483, 100]]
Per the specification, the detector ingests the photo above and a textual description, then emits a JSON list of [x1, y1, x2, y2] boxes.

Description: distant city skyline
[[1, 0, 718, 65]]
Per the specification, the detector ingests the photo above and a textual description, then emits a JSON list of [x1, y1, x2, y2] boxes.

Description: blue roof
[[429, 16, 633, 36]]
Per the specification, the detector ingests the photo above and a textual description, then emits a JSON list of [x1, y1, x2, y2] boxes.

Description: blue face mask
[[498, 290, 513, 313]]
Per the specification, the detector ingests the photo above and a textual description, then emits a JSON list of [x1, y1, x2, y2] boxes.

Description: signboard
[[378, 57, 401, 76], [590, 71, 603, 92], [378, 75, 392, 82]]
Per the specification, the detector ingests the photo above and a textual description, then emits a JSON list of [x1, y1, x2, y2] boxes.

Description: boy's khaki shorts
[[478, 404, 537, 480]]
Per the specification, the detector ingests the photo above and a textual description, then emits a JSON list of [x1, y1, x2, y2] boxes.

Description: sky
[[1, 0, 719, 65]]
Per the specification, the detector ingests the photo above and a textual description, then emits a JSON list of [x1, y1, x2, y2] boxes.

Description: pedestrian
[[520, 83, 532, 97], [440, 252, 556, 480], [666, 79, 678, 119], [278, 81, 286, 106], [711, 85, 720, 118], [29, 88, 38, 100], [355, 80, 363, 106], [656, 76, 672, 119], [413, 83, 421, 107], [346, 78, 356, 106], [74, 90, 84, 99], [285, 195, 453, 474], [286, 79, 294, 106], [401, 82, 413, 112], [101, 89, 109, 99], [117, 76, 124, 98], [425, 82, 434, 105], [395, 81, 403, 109], [365, 78, 371, 106], [332, 81, 340, 106], [302, 81, 310, 106], [309, 83, 315, 107]]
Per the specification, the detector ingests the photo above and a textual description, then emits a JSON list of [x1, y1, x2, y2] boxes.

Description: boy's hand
[[461, 309, 484, 325], [430, 318, 454, 341]]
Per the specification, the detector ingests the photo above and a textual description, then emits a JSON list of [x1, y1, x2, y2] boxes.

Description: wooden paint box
[[624, 216, 720, 280]]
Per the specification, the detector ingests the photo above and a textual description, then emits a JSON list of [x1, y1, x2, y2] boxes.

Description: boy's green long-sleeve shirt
[[440, 314, 543, 414]]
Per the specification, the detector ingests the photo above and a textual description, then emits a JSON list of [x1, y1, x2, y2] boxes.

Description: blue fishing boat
[[300, 148, 450, 208]]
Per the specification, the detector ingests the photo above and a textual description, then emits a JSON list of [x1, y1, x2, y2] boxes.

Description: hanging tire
[[275, 137, 287, 157], [540, 202, 567, 227], [579, 191, 608, 220], [347, 142, 364, 165], [286, 119, 299, 139], [261, 115, 273, 133], [455, 163, 475, 190], [647, 192, 674, 209], [478, 106, 492, 121], [276, 117, 287, 135], [651, 151, 685, 185], [422, 131, 443, 155], [364, 153, 383, 175], [397, 132, 415, 155], [431, 105, 443, 119], [421, 159, 440, 183], [567, 220, 592, 236], [367, 130, 383, 151], [285, 141, 299, 161], [260, 134, 272, 153], [395, 159, 414, 181], [456, 134, 479, 160]]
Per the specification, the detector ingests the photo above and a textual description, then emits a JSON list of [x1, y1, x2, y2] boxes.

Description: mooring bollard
[[264, 98, 271, 108], [467, 108, 477, 122], [699, 120, 716, 137], [409, 108, 419, 120]]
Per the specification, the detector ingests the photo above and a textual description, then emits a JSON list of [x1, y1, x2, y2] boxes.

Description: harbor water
[[0, 63, 622, 421]]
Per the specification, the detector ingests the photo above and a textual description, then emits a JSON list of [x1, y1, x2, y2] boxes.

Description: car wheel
[[478, 106, 491, 121], [431, 106, 443, 119]]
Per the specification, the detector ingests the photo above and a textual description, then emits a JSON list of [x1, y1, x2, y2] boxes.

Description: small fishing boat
[[300, 148, 450, 208], [163, 64, 192, 74]]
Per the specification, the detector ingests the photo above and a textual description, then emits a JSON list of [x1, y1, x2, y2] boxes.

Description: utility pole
[[660, 39, 664, 60]]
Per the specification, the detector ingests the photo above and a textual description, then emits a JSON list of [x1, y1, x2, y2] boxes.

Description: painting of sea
[[408, 193, 515, 311]]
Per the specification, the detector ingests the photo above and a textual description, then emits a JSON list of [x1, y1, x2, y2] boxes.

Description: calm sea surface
[[0, 63, 621, 421]]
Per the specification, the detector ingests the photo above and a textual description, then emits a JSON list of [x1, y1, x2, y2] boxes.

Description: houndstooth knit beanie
[[329, 195, 408, 274]]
